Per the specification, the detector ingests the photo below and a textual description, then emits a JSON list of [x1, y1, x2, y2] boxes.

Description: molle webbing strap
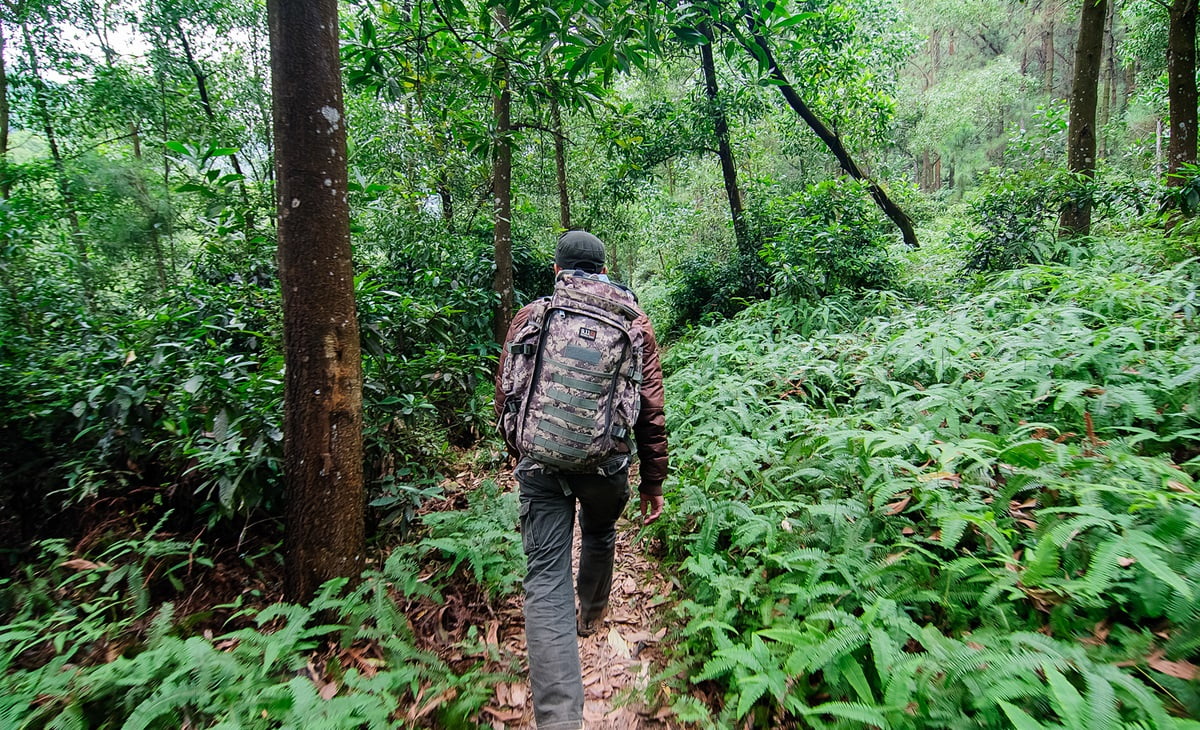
[[538, 419, 593, 445], [547, 386, 597, 410], [544, 355, 610, 379], [551, 371, 605, 395], [563, 344, 602, 365], [532, 435, 589, 459], [545, 404, 596, 428]]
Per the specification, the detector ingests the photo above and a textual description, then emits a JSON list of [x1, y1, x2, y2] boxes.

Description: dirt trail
[[457, 469, 685, 730]]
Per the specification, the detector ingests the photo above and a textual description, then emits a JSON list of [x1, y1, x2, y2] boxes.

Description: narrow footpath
[[408, 466, 686, 729]]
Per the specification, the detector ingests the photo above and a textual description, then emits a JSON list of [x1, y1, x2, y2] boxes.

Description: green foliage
[[656, 240, 1200, 726], [395, 479, 524, 600], [959, 165, 1067, 272], [2, 571, 505, 729], [758, 178, 897, 299]]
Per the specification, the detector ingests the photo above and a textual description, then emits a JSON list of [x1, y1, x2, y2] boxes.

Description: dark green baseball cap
[[555, 230, 606, 273]]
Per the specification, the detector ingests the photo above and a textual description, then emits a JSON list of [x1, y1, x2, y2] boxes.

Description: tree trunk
[[174, 20, 255, 231], [21, 21, 91, 300], [739, 2, 918, 247], [438, 172, 454, 231], [1044, 20, 1055, 94], [491, 6, 515, 345], [0, 27, 9, 201], [268, 0, 366, 603], [699, 24, 751, 255], [1168, 0, 1198, 185], [551, 96, 570, 229], [1059, 0, 1106, 237]]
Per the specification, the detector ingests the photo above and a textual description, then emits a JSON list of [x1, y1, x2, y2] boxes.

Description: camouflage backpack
[[498, 272, 644, 471]]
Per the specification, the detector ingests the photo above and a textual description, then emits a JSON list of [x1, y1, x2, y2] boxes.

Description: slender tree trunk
[[1044, 20, 1056, 94], [0, 27, 9, 200], [699, 25, 752, 255], [21, 22, 91, 300], [174, 20, 255, 230], [159, 69, 177, 281], [268, 0, 366, 602], [438, 172, 454, 231], [739, 2, 918, 247], [1059, 0, 1106, 237], [1097, 0, 1114, 157], [1168, 0, 1198, 184], [551, 96, 570, 229], [491, 6, 515, 345]]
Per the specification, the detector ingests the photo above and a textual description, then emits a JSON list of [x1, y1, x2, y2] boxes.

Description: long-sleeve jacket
[[495, 300, 669, 496]]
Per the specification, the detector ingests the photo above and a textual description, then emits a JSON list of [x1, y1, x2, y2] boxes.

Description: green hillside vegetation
[[0, 0, 1199, 727]]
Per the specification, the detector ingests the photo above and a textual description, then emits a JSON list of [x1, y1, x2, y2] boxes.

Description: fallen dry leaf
[[608, 627, 631, 659], [1149, 655, 1200, 680], [60, 559, 102, 571]]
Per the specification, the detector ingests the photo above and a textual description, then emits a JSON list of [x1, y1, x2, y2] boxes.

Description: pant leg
[[517, 463, 584, 730], [575, 460, 631, 626]]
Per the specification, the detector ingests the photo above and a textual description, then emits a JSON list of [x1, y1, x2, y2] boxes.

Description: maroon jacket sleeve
[[633, 314, 669, 496]]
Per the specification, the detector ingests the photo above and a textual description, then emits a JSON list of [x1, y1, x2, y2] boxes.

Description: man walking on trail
[[495, 230, 669, 730]]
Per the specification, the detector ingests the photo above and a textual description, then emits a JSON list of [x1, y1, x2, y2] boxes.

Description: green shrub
[[758, 179, 897, 300], [654, 243, 1200, 727]]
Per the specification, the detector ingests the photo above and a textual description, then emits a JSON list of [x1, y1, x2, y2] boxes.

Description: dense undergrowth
[[651, 238, 1200, 728]]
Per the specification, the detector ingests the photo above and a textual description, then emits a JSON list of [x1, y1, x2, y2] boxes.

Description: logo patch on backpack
[[498, 273, 645, 471]]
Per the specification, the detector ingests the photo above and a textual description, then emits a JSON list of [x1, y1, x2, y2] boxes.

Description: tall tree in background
[[738, 0, 918, 248], [699, 23, 751, 255], [1059, 0, 1106, 237], [268, 0, 366, 602], [491, 4, 515, 345], [1167, 0, 1197, 185]]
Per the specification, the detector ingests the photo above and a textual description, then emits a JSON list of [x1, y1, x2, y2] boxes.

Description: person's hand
[[639, 493, 664, 525]]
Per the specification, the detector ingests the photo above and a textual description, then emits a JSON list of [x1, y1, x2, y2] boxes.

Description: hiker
[[495, 229, 669, 730]]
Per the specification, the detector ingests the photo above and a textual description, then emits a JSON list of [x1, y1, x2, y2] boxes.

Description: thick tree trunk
[[491, 6, 515, 345], [739, 2, 918, 247], [1059, 0, 1106, 237], [551, 96, 570, 229], [699, 25, 751, 255], [268, 0, 366, 603], [1168, 0, 1198, 185]]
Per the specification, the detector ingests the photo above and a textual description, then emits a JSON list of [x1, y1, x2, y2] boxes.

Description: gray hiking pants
[[515, 456, 630, 730]]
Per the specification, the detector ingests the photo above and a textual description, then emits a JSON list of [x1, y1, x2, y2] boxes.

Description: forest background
[[2, 0, 1200, 727]]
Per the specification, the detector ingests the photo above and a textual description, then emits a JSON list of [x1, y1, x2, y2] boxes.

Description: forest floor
[[404, 464, 689, 729]]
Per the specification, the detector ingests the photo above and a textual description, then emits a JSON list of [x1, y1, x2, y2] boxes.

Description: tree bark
[[0, 27, 9, 200], [1059, 0, 1106, 237], [1168, 0, 1198, 185], [551, 96, 570, 229], [492, 6, 515, 345], [268, 0, 366, 603], [699, 24, 751, 255], [739, 2, 918, 247]]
